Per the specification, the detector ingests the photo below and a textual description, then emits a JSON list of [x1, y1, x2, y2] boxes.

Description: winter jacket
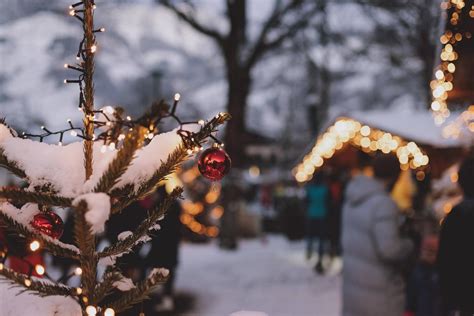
[[342, 176, 413, 316], [438, 198, 474, 314], [306, 184, 328, 219]]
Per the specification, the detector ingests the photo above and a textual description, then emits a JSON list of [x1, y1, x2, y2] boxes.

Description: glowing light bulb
[[35, 264, 45, 276], [174, 93, 181, 101], [74, 267, 83, 276], [360, 125, 371, 136], [90, 45, 97, 53], [64, 63, 69, 68], [29, 240, 40, 252], [85, 306, 97, 316], [76, 287, 83, 295], [447, 63, 456, 73], [104, 308, 115, 316], [69, 9, 75, 16], [24, 279, 32, 287]]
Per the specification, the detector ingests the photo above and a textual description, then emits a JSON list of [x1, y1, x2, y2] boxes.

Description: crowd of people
[[304, 153, 474, 316]]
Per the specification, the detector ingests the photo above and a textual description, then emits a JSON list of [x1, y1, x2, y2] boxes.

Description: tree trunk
[[223, 58, 251, 168], [222, 0, 249, 169]]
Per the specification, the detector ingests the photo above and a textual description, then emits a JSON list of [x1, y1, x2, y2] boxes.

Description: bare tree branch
[[160, 0, 224, 44], [245, 1, 317, 69]]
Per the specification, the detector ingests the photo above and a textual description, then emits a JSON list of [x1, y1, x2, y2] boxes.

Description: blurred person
[[405, 234, 441, 316], [327, 171, 345, 258], [106, 186, 182, 314], [305, 173, 329, 274], [149, 186, 182, 312], [438, 156, 474, 316], [342, 154, 414, 316]]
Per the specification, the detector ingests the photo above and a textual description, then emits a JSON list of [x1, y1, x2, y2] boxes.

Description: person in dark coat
[[149, 188, 182, 300], [106, 186, 182, 313], [438, 156, 474, 316]]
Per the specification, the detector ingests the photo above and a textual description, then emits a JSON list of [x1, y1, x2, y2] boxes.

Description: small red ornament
[[198, 147, 231, 181], [30, 211, 64, 239]]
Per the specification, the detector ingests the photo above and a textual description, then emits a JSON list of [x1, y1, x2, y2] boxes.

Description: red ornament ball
[[31, 211, 64, 239], [198, 147, 231, 181]]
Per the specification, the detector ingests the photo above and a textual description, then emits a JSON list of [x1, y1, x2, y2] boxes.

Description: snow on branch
[[107, 268, 169, 313], [72, 193, 111, 234]]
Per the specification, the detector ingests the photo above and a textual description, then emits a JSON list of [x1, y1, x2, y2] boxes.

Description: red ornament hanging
[[198, 147, 231, 181], [30, 211, 64, 239]]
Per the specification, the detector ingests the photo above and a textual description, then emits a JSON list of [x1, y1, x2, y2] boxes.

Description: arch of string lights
[[293, 118, 429, 183]]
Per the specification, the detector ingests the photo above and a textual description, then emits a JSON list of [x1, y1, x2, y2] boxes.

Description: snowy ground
[[175, 235, 341, 316]]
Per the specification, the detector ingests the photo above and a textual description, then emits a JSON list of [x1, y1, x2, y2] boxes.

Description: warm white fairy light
[[24, 279, 32, 287], [76, 287, 83, 295], [90, 44, 97, 53], [174, 93, 181, 101], [74, 267, 83, 276], [104, 308, 115, 316], [294, 118, 430, 183], [85, 306, 97, 316], [29, 240, 40, 252], [35, 264, 45, 276]]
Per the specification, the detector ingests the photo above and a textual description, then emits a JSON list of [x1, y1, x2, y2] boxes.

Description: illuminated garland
[[294, 118, 429, 183], [431, 0, 474, 138]]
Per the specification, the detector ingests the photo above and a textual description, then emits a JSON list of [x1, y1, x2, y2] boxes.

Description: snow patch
[[118, 231, 133, 240], [0, 202, 38, 226], [113, 130, 183, 191], [113, 276, 136, 292], [72, 193, 111, 234], [149, 267, 169, 278], [0, 280, 81, 316], [149, 224, 161, 231]]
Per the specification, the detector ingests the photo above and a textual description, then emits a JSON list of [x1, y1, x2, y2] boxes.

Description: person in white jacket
[[342, 154, 414, 316]]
